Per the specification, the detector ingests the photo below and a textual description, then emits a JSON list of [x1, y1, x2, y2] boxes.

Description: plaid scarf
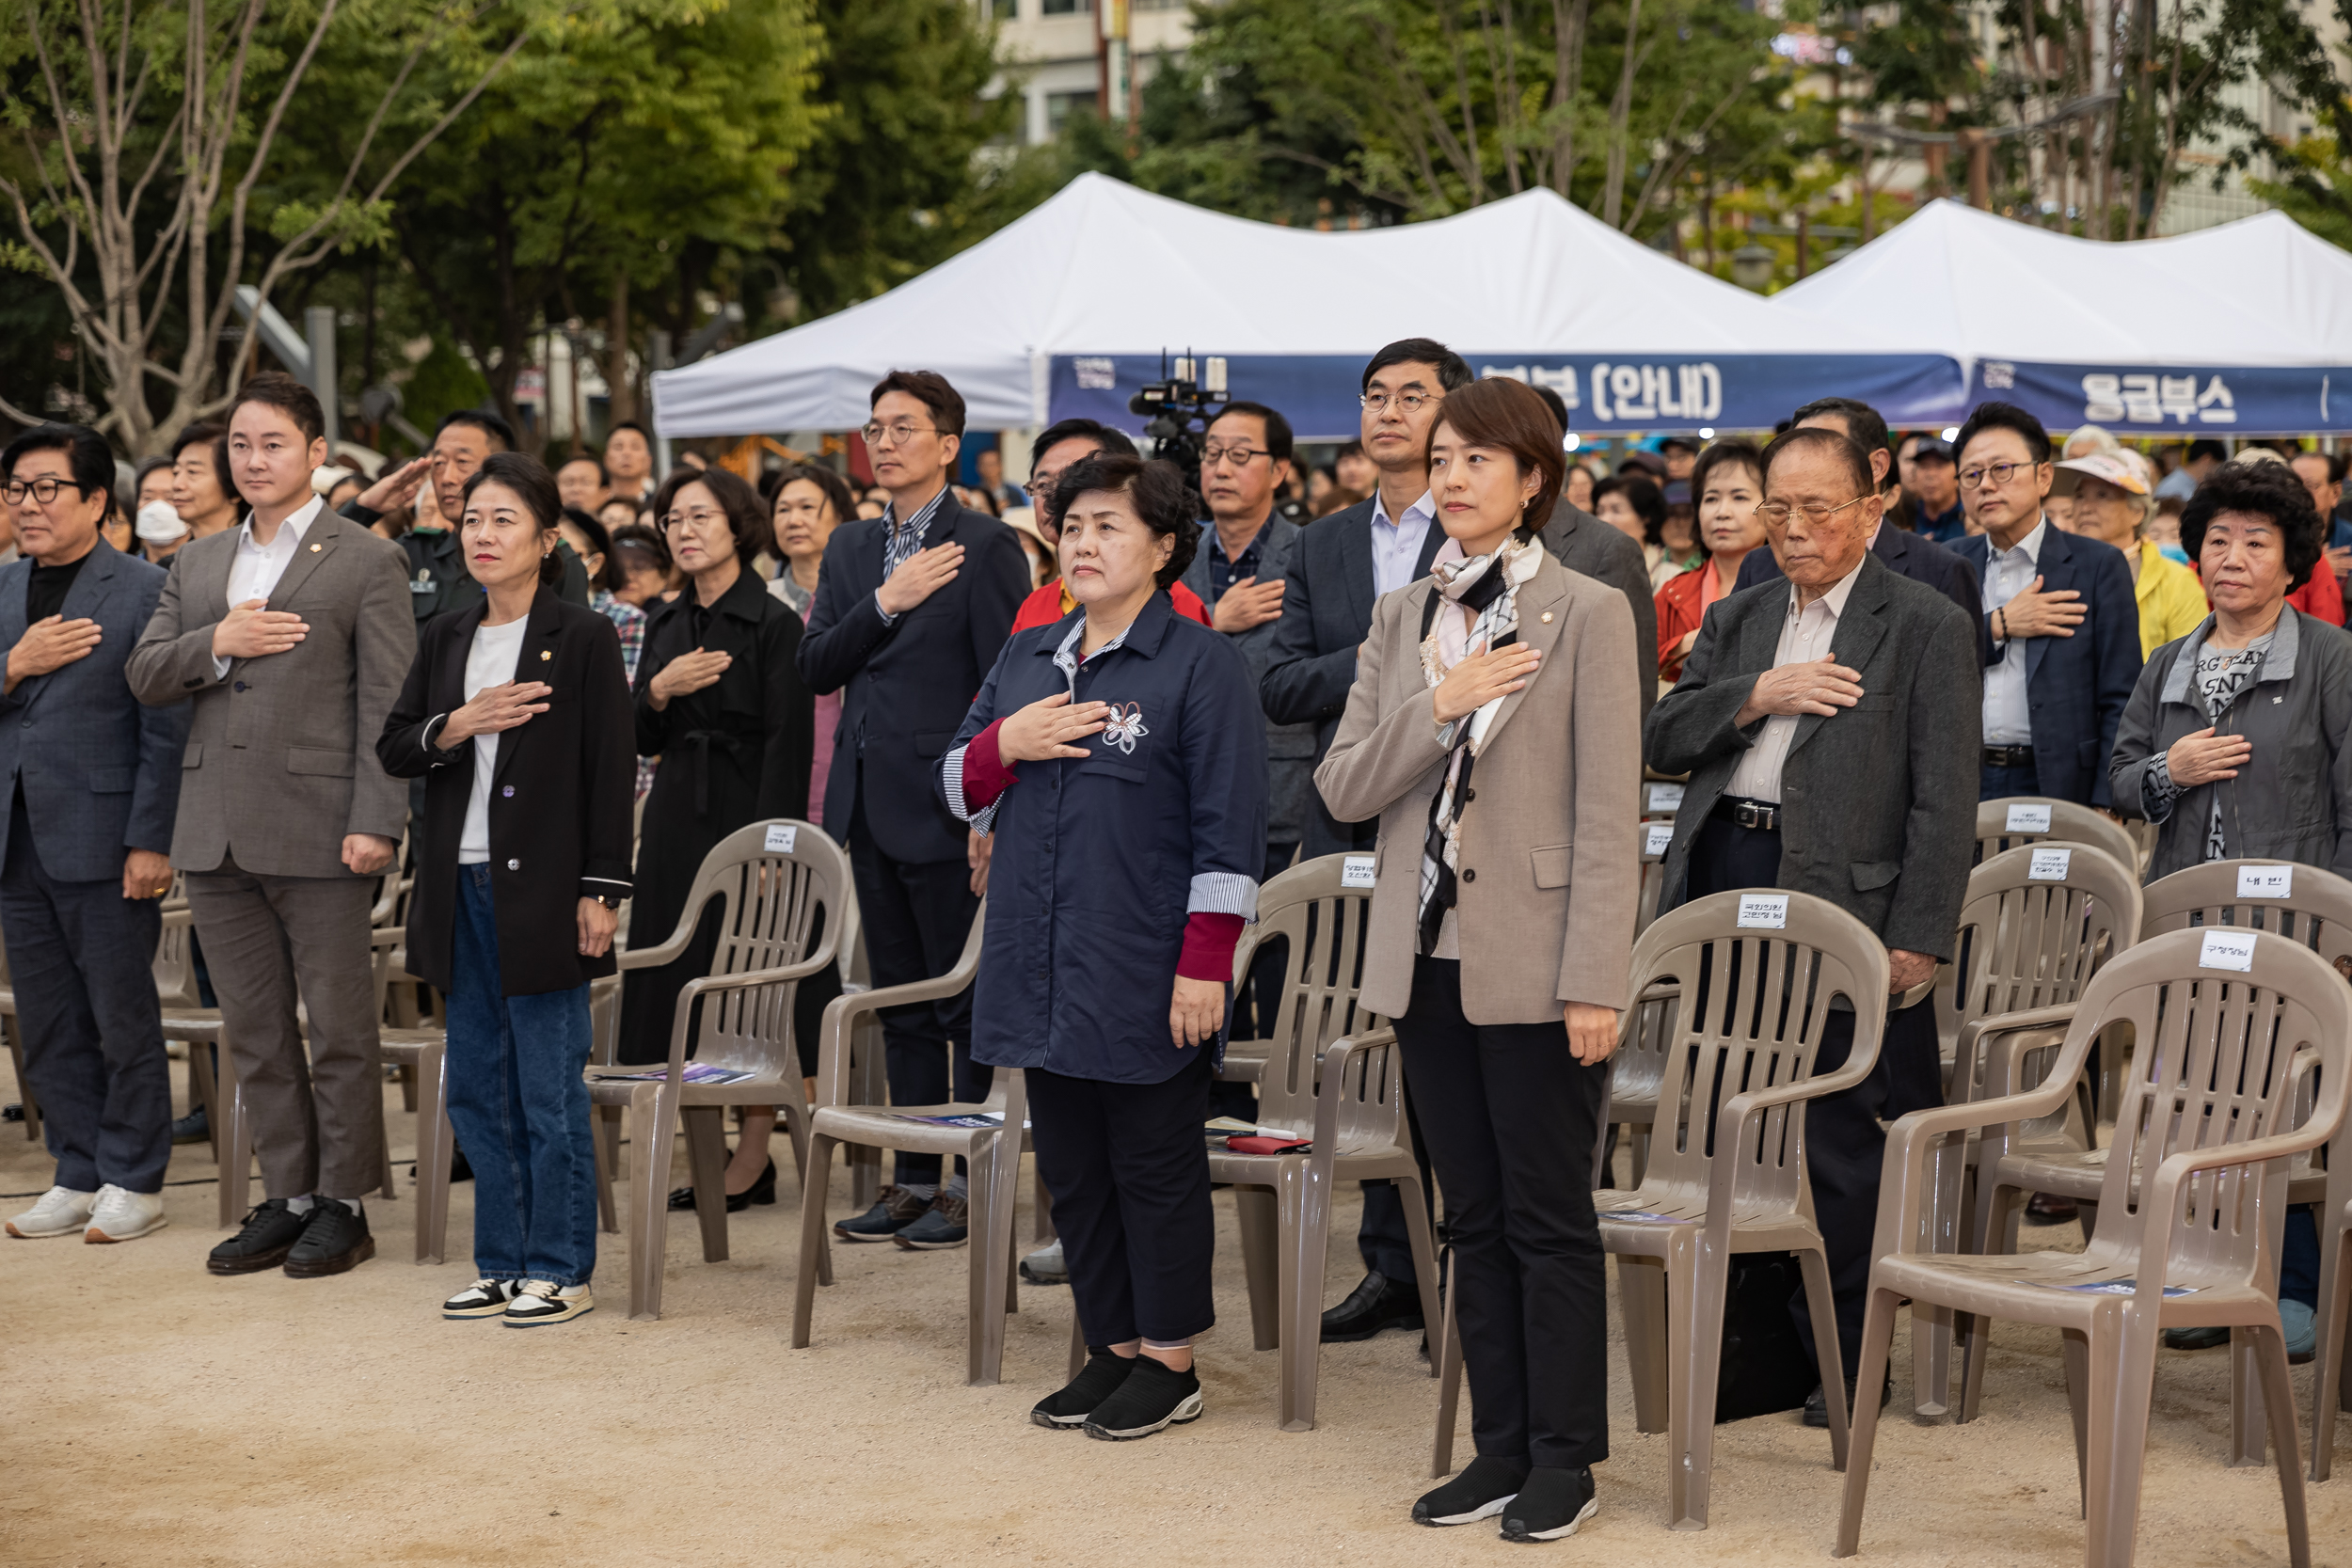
[[1415, 535, 1542, 954]]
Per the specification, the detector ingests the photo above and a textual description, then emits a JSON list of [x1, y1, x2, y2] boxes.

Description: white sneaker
[[503, 1279, 594, 1326], [7, 1185, 97, 1239], [441, 1278, 518, 1319], [84, 1185, 167, 1243]]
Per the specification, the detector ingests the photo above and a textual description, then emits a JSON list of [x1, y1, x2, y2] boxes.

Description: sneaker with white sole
[[7, 1185, 96, 1239], [441, 1278, 519, 1319], [84, 1185, 167, 1243], [503, 1279, 593, 1326]]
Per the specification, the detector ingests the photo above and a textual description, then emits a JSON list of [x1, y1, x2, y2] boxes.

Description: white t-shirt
[[457, 618, 531, 864]]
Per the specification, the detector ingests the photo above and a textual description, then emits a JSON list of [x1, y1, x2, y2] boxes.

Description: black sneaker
[[834, 1185, 930, 1243], [207, 1198, 308, 1275], [1499, 1465, 1597, 1542], [892, 1191, 970, 1250], [1803, 1374, 1892, 1429], [1082, 1356, 1203, 1440], [282, 1197, 374, 1278], [1030, 1349, 1137, 1428], [1413, 1454, 1529, 1527], [170, 1105, 211, 1145]]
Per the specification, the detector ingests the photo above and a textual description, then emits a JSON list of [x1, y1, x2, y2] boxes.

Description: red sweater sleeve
[[961, 720, 1016, 812], [1178, 912, 1246, 982]]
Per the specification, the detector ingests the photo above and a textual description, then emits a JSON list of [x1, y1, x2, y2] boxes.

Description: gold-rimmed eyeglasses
[[1752, 494, 1871, 528]]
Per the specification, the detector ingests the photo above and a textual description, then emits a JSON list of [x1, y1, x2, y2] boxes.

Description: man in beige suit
[[128, 372, 414, 1278]]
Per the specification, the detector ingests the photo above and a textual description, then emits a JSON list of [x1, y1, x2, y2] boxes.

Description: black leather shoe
[[669, 1158, 777, 1213], [282, 1197, 374, 1277], [1320, 1272, 1424, 1342], [2024, 1191, 2078, 1224], [170, 1105, 211, 1145], [1803, 1373, 1892, 1429], [207, 1198, 307, 1275]]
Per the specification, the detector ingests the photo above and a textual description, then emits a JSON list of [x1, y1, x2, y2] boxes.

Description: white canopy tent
[[651, 172, 1957, 441], [1771, 199, 2352, 434]]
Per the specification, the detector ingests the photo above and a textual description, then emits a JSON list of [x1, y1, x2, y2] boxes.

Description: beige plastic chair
[[585, 819, 849, 1321], [1836, 927, 2349, 1568], [1453, 890, 1889, 1528], [2317, 1171, 2352, 1483], [791, 908, 1035, 1386], [1208, 854, 1438, 1433], [1976, 797, 2144, 877], [0, 938, 39, 1143], [1599, 980, 1680, 1189], [358, 927, 452, 1266], [1913, 842, 2142, 1416]]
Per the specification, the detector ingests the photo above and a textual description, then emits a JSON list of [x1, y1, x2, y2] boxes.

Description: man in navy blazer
[[0, 424, 188, 1243], [797, 370, 1029, 1247], [1947, 403, 2142, 806]]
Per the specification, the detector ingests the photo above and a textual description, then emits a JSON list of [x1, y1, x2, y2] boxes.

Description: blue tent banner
[[1969, 360, 2352, 436], [1050, 353, 1966, 440]]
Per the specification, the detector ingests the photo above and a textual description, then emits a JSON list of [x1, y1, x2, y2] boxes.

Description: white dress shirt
[[215, 496, 323, 677], [1979, 517, 2047, 745], [1726, 554, 1868, 804], [1369, 488, 1436, 595]]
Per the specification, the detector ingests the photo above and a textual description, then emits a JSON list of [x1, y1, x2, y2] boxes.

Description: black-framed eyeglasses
[[1958, 459, 2038, 491], [1200, 444, 1267, 467], [3, 477, 96, 506]]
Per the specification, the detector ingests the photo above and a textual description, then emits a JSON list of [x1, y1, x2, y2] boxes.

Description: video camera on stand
[[1128, 352, 1230, 502]]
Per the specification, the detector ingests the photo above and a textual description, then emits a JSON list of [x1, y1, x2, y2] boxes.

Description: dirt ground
[[3, 1054, 2344, 1568]]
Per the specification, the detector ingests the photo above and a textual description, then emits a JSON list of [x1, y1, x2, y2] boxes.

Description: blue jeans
[[447, 864, 596, 1287], [1979, 760, 2042, 802]]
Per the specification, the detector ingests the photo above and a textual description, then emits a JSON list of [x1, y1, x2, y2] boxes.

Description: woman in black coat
[[620, 465, 816, 1204], [379, 452, 636, 1326]]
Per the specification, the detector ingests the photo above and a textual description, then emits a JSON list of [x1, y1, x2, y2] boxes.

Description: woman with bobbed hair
[[942, 452, 1268, 1442], [1316, 375, 1639, 1541]]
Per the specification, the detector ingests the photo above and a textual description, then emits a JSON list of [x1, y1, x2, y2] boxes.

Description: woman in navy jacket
[[942, 452, 1267, 1441]]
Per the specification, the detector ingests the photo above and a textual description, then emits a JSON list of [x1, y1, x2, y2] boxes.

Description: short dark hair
[[1029, 419, 1138, 473], [1429, 377, 1565, 536], [2186, 438, 2228, 465], [436, 408, 515, 452], [1, 421, 118, 520], [1761, 424, 1875, 499], [651, 462, 771, 570], [1044, 452, 1200, 589], [560, 506, 617, 590], [610, 519, 672, 580], [1690, 438, 1765, 499], [1953, 401, 2053, 467], [132, 453, 175, 505], [1211, 401, 1294, 466], [558, 452, 610, 484], [2290, 448, 2348, 485], [460, 451, 564, 585], [230, 371, 325, 444], [1661, 436, 1702, 456], [1527, 383, 1569, 437], [1359, 338, 1474, 395], [1790, 396, 1890, 462], [607, 420, 651, 445], [1336, 439, 1364, 460], [1591, 474, 1666, 545], [771, 461, 859, 538], [2181, 459, 2325, 592], [869, 369, 966, 438]]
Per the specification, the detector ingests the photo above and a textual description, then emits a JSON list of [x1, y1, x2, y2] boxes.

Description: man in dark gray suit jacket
[[1646, 425, 1979, 1424], [0, 425, 188, 1243]]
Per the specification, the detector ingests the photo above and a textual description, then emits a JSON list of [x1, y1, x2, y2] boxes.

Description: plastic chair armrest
[[1965, 1004, 2081, 1098], [808, 924, 984, 1109], [1308, 1027, 1398, 1153]]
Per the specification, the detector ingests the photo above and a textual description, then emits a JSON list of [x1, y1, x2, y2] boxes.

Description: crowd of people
[[3, 335, 2346, 1541]]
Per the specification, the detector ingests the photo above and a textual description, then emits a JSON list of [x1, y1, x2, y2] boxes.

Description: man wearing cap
[[2054, 450, 2208, 658], [1616, 449, 1669, 483], [1899, 434, 1965, 543]]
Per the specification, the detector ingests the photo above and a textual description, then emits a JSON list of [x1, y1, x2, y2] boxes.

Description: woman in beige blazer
[[1315, 376, 1639, 1543]]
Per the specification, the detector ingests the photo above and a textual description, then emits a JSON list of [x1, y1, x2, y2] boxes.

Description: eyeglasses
[[1200, 444, 1267, 467], [1958, 459, 2038, 490], [3, 477, 94, 506], [663, 509, 729, 532], [1359, 390, 1439, 416], [1752, 495, 1871, 528], [860, 421, 944, 448]]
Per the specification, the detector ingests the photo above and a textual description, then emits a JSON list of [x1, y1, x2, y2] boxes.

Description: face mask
[[135, 500, 189, 544], [2157, 543, 2190, 566]]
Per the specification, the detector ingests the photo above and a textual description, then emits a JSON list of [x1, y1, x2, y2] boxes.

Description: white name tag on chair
[[1645, 822, 1675, 857], [1340, 854, 1376, 890], [2005, 803, 2053, 832], [1737, 893, 1789, 929], [2200, 930, 2256, 973], [2237, 864, 2293, 899], [1647, 783, 1685, 813], [764, 824, 798, 853], [2028, 847, 2072, 880]]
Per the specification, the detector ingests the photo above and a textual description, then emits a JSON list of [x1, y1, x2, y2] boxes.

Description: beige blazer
[[1314, 548, 1640, 1024]]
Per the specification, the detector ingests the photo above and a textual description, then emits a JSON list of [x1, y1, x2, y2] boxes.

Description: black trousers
[[1684, 813, 1943, 1381], [1393, 958, 1610, 1469], [1027, 1049, 1216, 1345], [0, 795, 171, 1194], [848, 807, 987, 1184]]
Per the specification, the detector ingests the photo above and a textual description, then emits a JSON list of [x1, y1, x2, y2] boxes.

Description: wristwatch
[[595, 894, 625, 911]]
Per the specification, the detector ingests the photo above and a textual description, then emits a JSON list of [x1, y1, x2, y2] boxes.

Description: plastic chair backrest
[[1934, 842, 2142, 1069], [675, 819, 850, 1076], [153, 909, 204, 1010], [1975, 797, 2140, 873], [2139, 859, 2352, 969], [1624, 890, 1890, 1219], [1608, 981, 1682, 1115], [1635, 816, 1673, 938], [1230, 855, 1381, 1138], [2072, 928, 2349, 1287]]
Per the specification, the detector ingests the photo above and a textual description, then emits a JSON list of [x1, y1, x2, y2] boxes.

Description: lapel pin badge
[[540, 649, 552, 661], [309, 543, 322, 552], [1540, 610, 1554, 624]]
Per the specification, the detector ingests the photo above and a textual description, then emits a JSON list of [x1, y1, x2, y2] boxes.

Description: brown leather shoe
[[2024, 1192, 2079, 1224], [834, 1184, 931, 1242]]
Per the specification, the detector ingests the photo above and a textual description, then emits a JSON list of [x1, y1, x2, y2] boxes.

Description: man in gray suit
[[1645, 424, 1979, 1426], [0, 424, 188, 1244], [128, 372, 415, 1279]]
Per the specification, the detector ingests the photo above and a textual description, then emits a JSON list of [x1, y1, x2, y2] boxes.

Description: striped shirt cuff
[[1186, 872, 1260, 923], [943, 721, 1010, 835]]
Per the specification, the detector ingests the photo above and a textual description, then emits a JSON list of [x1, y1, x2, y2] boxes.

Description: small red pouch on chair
[[1225, 1135, 1311, 1155]]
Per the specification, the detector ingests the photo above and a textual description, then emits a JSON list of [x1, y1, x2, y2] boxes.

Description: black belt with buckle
[[1711, 796, 1781, 832], [1982, 744, 2036, 768]]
